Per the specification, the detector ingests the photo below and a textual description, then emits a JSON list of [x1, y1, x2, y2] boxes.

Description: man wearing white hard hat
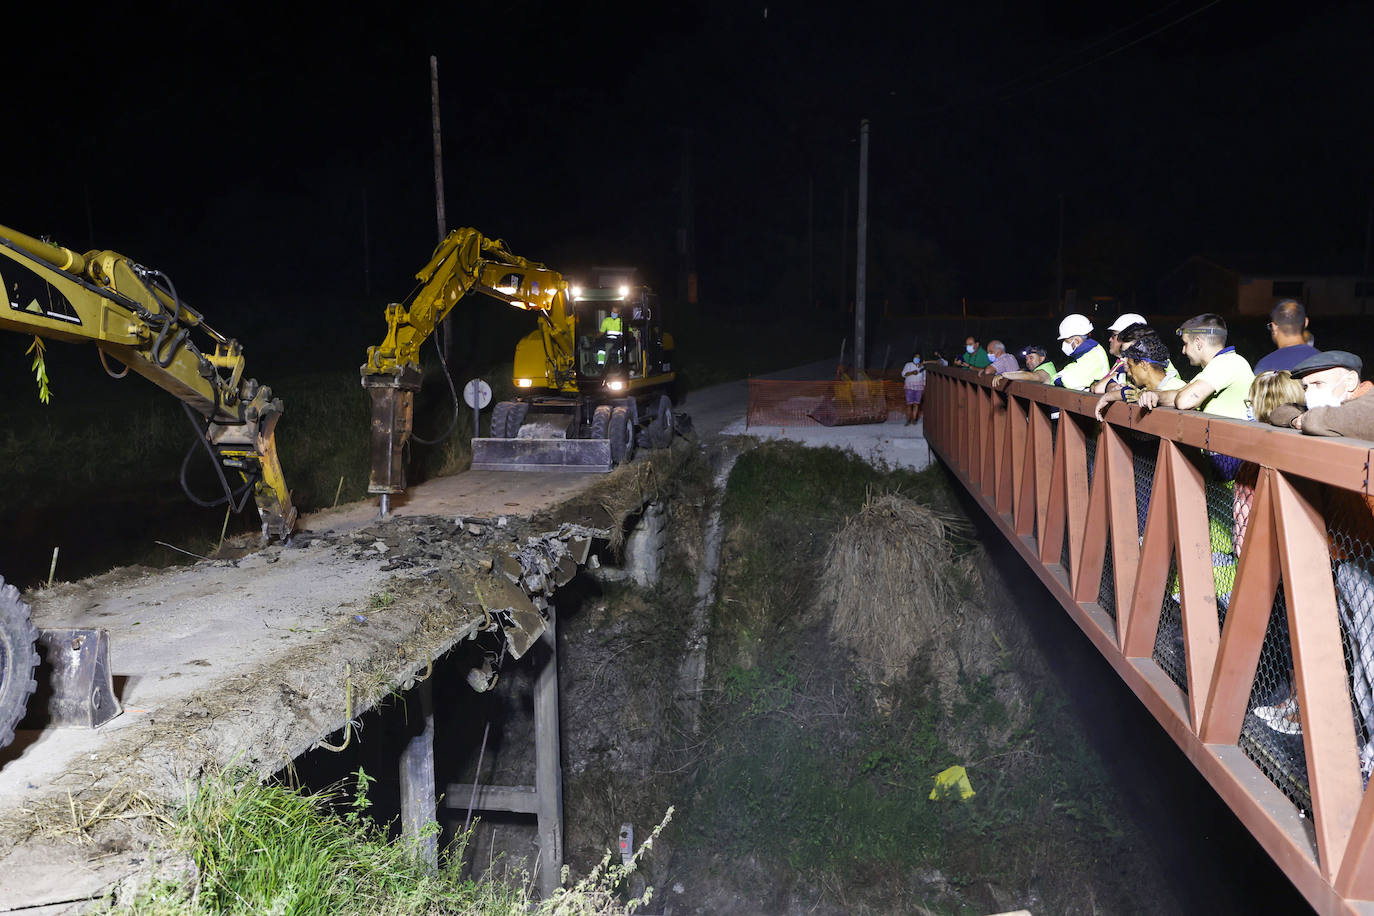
[[1050, 314, 1109, 391]]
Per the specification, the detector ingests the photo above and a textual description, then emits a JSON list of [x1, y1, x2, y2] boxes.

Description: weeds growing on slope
[[101, 768, 664, 916]]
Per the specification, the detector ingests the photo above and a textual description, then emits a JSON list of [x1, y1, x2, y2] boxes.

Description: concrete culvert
[[820, 491, 967, 687]]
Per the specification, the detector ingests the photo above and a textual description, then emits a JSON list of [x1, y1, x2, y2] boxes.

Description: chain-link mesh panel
[[1098, 528, 1116, 620], [1325, 489, 1374, 785], [1153, 552, 1188, 691], [1131, 436, 1158, 539], [1239, 585, 1309, 816]]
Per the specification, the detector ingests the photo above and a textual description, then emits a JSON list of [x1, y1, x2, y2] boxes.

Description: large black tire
[[609, 406, 635, 465], [646, 394, 674, 449], [590, 405, 612, 440], [0, 578, 39, 750], [490, 401, 518, 438], [505, 402, 529, 437]]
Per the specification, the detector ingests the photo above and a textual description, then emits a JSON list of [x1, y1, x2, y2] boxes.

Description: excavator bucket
[[470, 436, 613, 473]]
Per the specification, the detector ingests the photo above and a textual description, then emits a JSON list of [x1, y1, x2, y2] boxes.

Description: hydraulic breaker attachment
[[363, 366, 422, 494]]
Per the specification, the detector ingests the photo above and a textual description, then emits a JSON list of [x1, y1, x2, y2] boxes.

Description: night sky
[[5, 1, 1372, 315]]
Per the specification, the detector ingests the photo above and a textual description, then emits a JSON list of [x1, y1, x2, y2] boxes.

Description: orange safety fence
[[747, 378, 904, 427]]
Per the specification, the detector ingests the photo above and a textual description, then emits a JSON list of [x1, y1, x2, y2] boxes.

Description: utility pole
[[431, 55, 451, 361], [855, 119, 870, 373]]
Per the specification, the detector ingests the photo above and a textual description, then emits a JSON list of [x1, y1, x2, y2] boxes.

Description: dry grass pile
[[820, 490, 967, 686]]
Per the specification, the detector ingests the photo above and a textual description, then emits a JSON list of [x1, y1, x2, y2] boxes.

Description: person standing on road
[[902, 350, 927, 426]]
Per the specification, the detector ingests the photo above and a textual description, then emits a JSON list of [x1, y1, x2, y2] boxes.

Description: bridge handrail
[[924, 365, 1374, 916]]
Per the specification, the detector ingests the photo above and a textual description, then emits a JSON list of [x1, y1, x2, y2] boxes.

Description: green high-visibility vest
[[600, 315, 623, 334]]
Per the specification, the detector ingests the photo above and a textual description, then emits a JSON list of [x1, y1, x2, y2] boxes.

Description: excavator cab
[[573, 286, 659, 384]]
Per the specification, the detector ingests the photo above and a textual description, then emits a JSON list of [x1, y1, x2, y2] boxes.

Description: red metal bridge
[[926, 366, 1374, 915]]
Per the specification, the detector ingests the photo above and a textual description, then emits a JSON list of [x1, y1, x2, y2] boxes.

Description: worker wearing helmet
[[1091, 312, 1147, 393], [1050, 314, 1109, 391]]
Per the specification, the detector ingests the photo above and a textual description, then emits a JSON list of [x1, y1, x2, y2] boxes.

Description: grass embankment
[[676, 441, 1163, 914], [102, 768, 660, 916]]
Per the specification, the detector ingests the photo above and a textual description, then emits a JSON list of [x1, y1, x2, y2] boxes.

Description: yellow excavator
[[0, 222, 297, 749], [362, 230, 677, 507]]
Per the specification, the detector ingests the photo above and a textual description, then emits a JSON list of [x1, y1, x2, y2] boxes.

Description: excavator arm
[[0, 223, 296, 539], [362, 227, 575, 496]]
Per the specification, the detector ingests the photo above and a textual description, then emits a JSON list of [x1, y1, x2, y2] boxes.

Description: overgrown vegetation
[[670, 441, 1168, 914], [101, 768, 663, 916]]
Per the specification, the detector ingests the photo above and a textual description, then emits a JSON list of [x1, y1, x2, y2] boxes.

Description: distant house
[[1159, 255, 1374, 316]]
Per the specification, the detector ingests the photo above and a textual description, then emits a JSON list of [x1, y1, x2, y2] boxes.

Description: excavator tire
[[505, 402, 529, 437], [590, 405, 612, 440], [490, 401, 518, 438], [645, 394, 674, 449], [609, 407, 635, 465], [0, 577, 39, 750]]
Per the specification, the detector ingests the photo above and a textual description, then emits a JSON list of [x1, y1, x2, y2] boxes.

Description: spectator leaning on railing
[[1093, 336, 1184, 420], [1260, 351, 1374, 772], [955, 335, 991, 370], [1019, 345, 1055, 380], [980, 339, 1021, 377], [1049, 314, 1109, 390], [1267, 351, 1374, 435], [1091, 312, 1148, 394], [991, 315, 1107, 390], [1136, 314, 1254, 420]]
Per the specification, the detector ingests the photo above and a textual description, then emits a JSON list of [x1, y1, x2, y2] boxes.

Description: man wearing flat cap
[[1268, 351, 1374, 436]]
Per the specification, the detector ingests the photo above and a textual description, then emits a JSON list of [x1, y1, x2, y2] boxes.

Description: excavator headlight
[[516, 378, 533, 388], [607, 379, 625, 392], [618, 285, 629, 298], [571, 286, 583, 299]]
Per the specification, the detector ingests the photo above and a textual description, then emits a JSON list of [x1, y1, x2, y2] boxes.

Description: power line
[[993, 0, 1225, 104], [903, 0, 1225, 123]]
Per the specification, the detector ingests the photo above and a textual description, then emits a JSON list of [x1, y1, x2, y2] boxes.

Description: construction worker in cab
[[1050, 314, 1109, 390], [596, 304, 624, 366]]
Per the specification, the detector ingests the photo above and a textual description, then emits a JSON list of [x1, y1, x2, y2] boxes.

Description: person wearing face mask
[[954, 336, 990, 370], [1048, 313, 1108, 390], [1262, 351, 1374, 772], [979, 340, 1020, 376], [1267, 351, 1374, 435]]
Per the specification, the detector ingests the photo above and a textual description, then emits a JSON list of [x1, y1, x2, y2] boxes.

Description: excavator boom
[[0, 223, 296, 539], [362, 228, 577, 495]]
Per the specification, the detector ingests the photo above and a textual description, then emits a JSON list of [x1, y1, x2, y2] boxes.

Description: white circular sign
[[463, 378, 493, 410]]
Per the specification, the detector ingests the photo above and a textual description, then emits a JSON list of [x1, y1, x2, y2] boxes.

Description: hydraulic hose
[[410, 333, 462, 446], [178, 403, 256, 514]]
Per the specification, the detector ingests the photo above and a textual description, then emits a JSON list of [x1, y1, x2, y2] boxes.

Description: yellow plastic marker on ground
[[929, 764, 975, 801]]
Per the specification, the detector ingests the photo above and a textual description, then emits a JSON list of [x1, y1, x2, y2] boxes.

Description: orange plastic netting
[[746, 378, 905, 427]]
